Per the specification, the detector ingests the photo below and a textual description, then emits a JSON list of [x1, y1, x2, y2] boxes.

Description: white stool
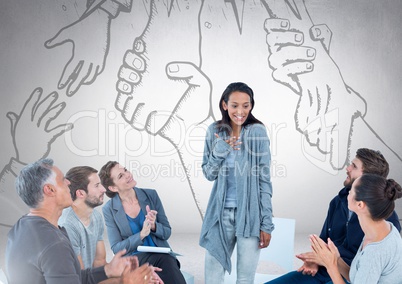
[[181, 270, 194, 284], [0, 269, 8, 284]]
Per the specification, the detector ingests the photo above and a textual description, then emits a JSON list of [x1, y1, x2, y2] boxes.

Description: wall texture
[[1, 0, 402, 250]]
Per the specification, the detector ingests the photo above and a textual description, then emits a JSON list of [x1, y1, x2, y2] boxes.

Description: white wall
[[1, 0, 402, 241]]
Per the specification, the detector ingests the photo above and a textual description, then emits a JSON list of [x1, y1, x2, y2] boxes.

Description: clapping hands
[[309, 235, 340, 269], [140, 205, 158, 239], [145, 205, 158, 231]]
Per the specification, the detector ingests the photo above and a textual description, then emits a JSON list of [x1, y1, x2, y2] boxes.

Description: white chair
[[181, 270, 194, 284], [224, 217, 296, 283], [0, 268, 8, 284]]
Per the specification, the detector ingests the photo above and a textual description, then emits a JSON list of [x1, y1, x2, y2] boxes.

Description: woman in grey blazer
[[99, 161, 186, 284]]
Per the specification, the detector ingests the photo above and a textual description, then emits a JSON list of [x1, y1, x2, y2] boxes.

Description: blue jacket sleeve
[[139, 188, 172, 243], [251, 125, 274, 234], [319, 199, 335, 241], [102, 201, 143, 255], [202, 123, 232, 181]]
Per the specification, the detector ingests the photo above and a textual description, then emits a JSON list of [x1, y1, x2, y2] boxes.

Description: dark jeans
[[137, 252, 186, 284], [265, 270, 332, 284]]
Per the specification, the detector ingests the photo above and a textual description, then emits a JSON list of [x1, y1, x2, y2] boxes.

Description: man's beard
[[344, 176, 355, 187], [85, 197, 102, 208]]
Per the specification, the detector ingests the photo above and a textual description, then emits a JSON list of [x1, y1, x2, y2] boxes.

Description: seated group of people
[[4, 148, 402, 284], [5, 159, 183, 284], [265, 148, 402, 284]]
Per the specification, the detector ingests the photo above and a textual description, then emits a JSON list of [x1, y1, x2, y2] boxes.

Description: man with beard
[[59, 166, 112, 271], [266, 148, 401, 283], [59, 166, 163, 283]]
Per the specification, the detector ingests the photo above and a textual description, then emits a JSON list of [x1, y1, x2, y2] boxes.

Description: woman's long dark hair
[[216, 82, 263, 135]]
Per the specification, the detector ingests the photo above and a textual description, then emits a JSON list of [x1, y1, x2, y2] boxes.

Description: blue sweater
[[199, 122, 274, 273]]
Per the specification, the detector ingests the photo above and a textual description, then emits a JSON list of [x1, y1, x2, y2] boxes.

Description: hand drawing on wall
[[115, 0, 213, 218], [114, 0, 402, 214], [43, 0, 213, 218], [3, 0, 400, 226], [116, 0, 204, 133], [44, 0, 132, 97], [0, 87, 73, 226], [263, 0, 366, 170], [263, 0, 402, 170]]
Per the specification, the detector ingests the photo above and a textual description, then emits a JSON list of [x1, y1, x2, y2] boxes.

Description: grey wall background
[[1, 0, 402, 262]]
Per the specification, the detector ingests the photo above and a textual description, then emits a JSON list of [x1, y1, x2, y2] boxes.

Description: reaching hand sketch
[[44, 5, 112, 97], [0, 87, 73, 226], [157, 62, 214, 217], [7, 87, 74, 164], [264, 0, 367, 170], [115, 0, 211, 218], [115, 0, 203, 134]]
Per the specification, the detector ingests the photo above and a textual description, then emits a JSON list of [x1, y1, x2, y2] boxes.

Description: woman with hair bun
[[310, 174, 402, 284]]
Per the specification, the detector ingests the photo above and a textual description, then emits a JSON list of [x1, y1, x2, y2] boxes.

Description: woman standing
[[310, 174, 402, 283], [99, 161, 186, 284], [200, 82, 274, 283]]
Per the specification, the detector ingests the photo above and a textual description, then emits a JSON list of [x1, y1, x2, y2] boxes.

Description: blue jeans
[[204, 208, 260, 284], [265, 270, 333, 284]]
